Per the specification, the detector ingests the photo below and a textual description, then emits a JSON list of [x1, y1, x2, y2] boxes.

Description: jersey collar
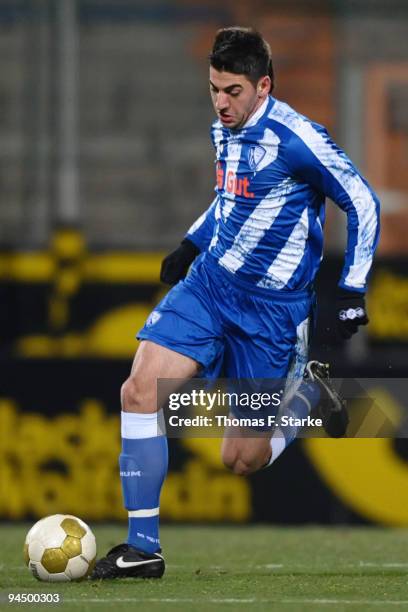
[[243, 96, 274, 129]]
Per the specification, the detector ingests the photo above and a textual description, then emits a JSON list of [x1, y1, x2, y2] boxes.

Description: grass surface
[[1, 525, 408, 611]]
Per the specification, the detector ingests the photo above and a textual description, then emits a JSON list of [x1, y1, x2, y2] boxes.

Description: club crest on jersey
[[146, 311, 161, 327], [248, 145, 266, 170]]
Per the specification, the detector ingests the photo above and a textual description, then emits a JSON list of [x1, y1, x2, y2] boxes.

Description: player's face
[[209, 67, 270, 130]]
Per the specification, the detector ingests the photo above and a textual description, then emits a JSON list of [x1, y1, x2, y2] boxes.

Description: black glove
[[160, 238, 200, 285], [336, 288, 369, 340]]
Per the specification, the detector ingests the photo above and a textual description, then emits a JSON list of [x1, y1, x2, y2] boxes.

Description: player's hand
[[335, 288, 369, 340], [160, 238, 200, 285]]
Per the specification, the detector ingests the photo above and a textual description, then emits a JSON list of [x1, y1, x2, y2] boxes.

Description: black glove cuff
[[336, 287, 365, 301], [181, 238, 200, 258]]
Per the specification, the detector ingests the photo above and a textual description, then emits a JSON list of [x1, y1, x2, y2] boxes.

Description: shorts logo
[[248, 145, 266, 170], [146, 311, 161, 326]]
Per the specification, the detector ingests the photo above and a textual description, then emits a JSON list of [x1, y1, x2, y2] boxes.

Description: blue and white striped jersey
[[186, 96, 380, 292]]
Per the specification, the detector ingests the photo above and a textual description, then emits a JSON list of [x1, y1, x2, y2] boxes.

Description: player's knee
[[231, 458, 254, 476], [121, 376, 146, 413], [222, 446, 239, 472], [222, 448, 266, 476]]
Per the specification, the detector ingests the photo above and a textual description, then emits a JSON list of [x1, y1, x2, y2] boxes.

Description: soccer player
[[91, 27, 379, 579]]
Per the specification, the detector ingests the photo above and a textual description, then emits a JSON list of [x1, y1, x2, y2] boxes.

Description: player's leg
[[221, 320, 347, 474], [221, 362, 344, 472], [92, 258, 224, 579], [91, 340, 199, 580], [120, 340, 199, 547]]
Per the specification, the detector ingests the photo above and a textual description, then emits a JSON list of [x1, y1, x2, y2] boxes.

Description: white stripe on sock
[[128, 508, 159, 518], [267, 433, 286, 466], [121, 409, 166, 439]]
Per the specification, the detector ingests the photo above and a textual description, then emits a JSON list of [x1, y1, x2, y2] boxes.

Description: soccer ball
[[24, 514, 96, 582]]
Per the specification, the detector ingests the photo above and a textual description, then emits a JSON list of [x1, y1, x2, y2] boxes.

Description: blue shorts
[[138, 253, 314, 380]]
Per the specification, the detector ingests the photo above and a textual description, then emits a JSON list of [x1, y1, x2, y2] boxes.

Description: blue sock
[[120, 411, 168, 554], [268, 381, 321, 466]]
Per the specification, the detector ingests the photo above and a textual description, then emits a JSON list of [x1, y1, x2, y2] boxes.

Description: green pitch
[[1, 525, 408, 612]]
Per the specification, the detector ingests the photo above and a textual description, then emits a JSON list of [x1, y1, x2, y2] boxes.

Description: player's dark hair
[[209, 27, 274, 92]]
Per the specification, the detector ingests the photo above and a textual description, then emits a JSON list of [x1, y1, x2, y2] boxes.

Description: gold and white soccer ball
[[24, 514, 96, 582]]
